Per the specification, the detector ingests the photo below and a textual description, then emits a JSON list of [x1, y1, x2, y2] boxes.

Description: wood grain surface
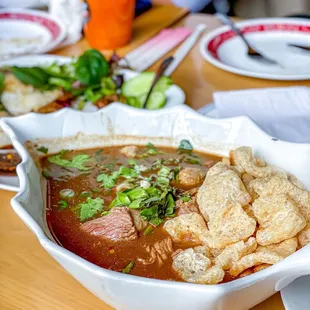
[[2, 7, 306, 310]]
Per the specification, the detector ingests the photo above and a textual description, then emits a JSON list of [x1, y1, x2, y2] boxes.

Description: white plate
[[200, 18, 310, 80], [0, 8, 66, 60], [0, 55, 186, 192]]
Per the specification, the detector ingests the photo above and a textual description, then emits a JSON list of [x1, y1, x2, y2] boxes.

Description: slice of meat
[[252, 194, 306, 246], [81, 207, 137, 241], [138, 237, 173, 266], [120, 146, 138, 158], [172, 247, 224, 284], [178, 167, 205, 188], [176, 188, 201, 216], [163, 213, 208, 245], [129, 209, 148, 231]]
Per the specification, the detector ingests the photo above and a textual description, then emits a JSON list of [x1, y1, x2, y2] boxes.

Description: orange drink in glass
[[84, 0, 135, 49]]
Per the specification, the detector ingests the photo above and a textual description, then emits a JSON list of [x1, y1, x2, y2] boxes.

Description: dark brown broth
[[44, 145, 221, 281]]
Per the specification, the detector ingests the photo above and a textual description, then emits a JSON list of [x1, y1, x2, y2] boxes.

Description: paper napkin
[[199, 87, 310, 143]]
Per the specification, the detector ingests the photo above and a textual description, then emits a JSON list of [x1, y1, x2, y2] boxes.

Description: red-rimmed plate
[[200, 18, 310, 80], [0, 8, 66, 60]]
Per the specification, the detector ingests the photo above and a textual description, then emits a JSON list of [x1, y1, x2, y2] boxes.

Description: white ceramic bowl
[[2, 104, 310, 310]]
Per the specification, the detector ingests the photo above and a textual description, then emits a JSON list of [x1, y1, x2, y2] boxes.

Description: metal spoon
[[216, 13, 280, 66], [142, 56, 174, 109]]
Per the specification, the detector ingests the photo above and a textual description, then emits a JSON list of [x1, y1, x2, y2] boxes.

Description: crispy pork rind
[[230, 146, 285, 178], [256, 176, 310, 222], [214, 237, 257, 270], [253, 264, 271, 273], [252, 194, 306, 246], [201, 201, 256, 249], [229, 238, 297, 277], [172, 248, 225, 284], [298, 223, 310, 247], [197, 163, 251, 220], [163, 213, 207, 245], [256, 238, 298, 258], [197, 163, 256, 249]]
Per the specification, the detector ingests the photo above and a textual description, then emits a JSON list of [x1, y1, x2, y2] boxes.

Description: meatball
[[120, 145, 138, 158], [179, 167, 205, 187]]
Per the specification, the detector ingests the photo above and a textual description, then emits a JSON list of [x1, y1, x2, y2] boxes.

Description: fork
[[288, 43, 310, 52], [216, 13, 280, 66]]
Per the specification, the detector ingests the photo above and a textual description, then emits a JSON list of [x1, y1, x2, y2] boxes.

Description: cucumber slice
[[126, 96, 143, 108], [138, 92, 166, 110], [121, 72, 172, 98]]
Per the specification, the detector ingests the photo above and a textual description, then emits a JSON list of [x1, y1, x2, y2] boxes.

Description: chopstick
[[164, 24, 207, 76]]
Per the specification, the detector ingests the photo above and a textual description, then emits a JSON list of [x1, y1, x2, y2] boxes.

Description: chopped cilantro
[[128, 159, 136, 166], [165, 194, 175, 215], [158, 166, 170, 177], [80, 191, 91, 198], [146, 142, 158, 155], [58, 200, 68, 209], [129, 198, 143, 209], [119, 166, 137, 179], [101, 210, 110, 216], [122, 261, 134, 274], [149, 217, 163, 227], [143, 226, 153, 235], [91, 187, 101, 193], [185, 157, 201, 165], [109, 192, 131, 208], [78, 197, 104, 221], [37, 146, 48, 154], [140, 205, 158, 221], [127, 187, 148, 201], [180, 195, 191, 202], [97, 171, 119, 189], [178, 139, 193, 153], [48, 152, 92, 171]]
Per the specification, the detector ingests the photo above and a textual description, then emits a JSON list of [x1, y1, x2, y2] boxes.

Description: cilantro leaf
[[97, 171, 119, 189], [140, 205, 158, 221], [180, 195, 191, 202], [48, 152, 92, 171], [119, 166, 137, 179], [70, 154, 93, 170], [149, 217, 163, 227], [78, 197, 104, 221], [37, 146, 48, 154], [58, 200, 68, 209]]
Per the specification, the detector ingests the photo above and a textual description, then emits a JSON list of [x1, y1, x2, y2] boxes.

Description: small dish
[[0, 8, 66, 60], [200, 18, 310, 80]]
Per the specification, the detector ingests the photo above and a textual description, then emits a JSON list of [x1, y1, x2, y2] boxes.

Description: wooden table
[[3, 7, 310, 310]]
